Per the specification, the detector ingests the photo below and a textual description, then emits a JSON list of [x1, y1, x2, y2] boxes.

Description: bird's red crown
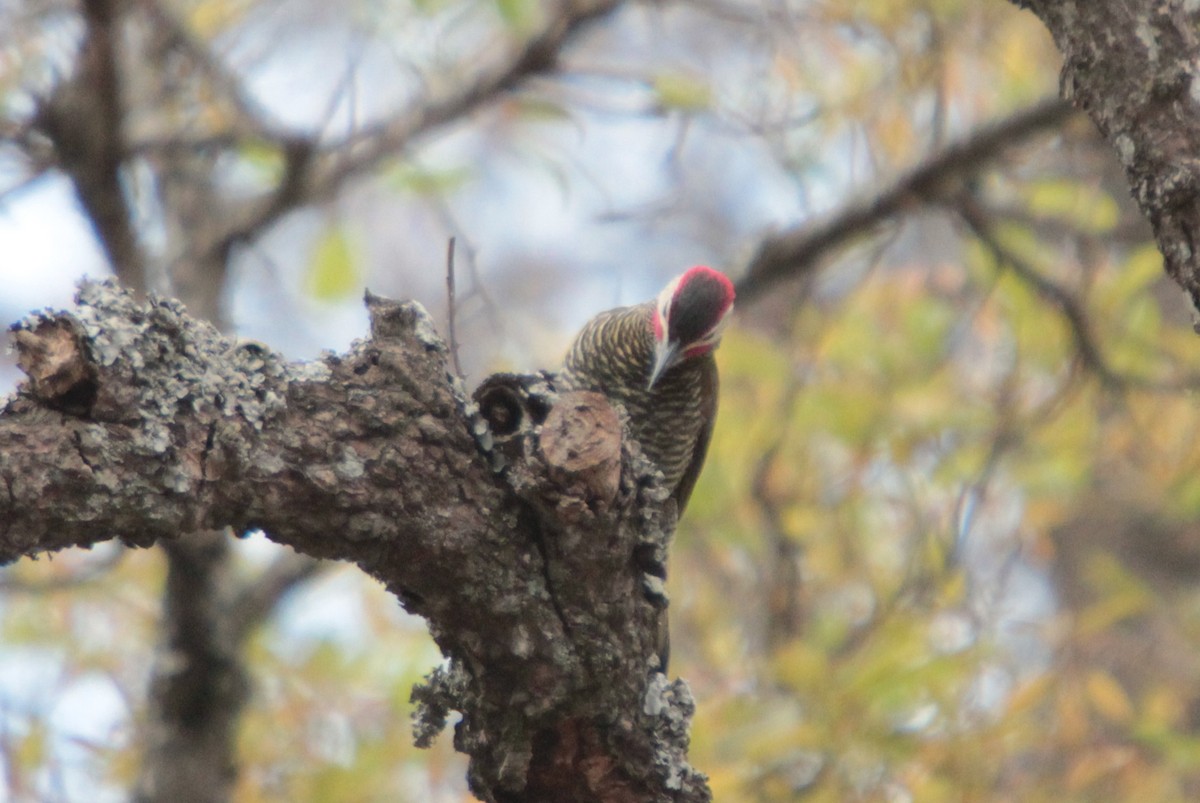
[[653, 266, 735, 349]]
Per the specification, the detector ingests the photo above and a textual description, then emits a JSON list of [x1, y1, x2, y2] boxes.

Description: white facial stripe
[[656, 275, 682, 337]]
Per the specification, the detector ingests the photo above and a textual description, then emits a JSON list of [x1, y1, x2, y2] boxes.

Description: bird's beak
[[647, 339, 680, 390]]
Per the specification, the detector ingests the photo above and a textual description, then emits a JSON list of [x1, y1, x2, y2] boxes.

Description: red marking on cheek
[[653, 310, 664, 340], [683, 343, 713, 359]]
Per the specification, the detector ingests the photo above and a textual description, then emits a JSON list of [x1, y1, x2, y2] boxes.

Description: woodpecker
[[562, 266, 735, 513], [559, 267, 734, 672]]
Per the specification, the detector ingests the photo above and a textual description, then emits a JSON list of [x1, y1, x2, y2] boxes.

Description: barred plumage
[[562, 302, 716, 512], [561, 268, 733, 671], [561, 267, 733, 514]]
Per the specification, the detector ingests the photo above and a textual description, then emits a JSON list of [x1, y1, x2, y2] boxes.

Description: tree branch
[[737, 96, 1077, 303], [1008, 0, 1200, 317], [1, 280, 708, 802], [956, 191, 1200, 392], [228, 552, 324, 643], [132, 0, 291, 144], [212, 0, 626, 253], [34, 0, 147, 290], [135, 531, 247, 803]]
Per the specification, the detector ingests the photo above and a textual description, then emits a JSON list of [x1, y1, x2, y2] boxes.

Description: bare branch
[[132, 0, 291, 143], [737, 96, 1077, 303], [214, 0, 626, 252], [751, 415, 805, 653], [229, 552, 324, 643], [446, 236, 464, 378], [956, 192, 1200, 393], [135, 531, 246, 803], [35, 0, 147, 290]]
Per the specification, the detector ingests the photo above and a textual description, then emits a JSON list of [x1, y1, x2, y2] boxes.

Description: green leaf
[[306, 224, 363, 301], [653, 72, 712, 112], [17, 719, 47, 770], [387, 163, 473, 195], [512, 96, 575, 125], [238, 140, 285, 183], [1106, 244, 1165, 303], [495, 0, 538, 29], [1026, 178, 1118, 233]]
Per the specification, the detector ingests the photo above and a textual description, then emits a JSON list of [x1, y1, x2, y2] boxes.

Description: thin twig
[[958, 191, 1118, 388], [213, 0, 625, 252], [956, 192, 1200, 393], [446, 236, 463, 378], [0, 545, 126, 592], [750, 378, 808, 652], [229, 552, 325, 642], [737, 96, 1077, 303], [133, 0, 289, 143]]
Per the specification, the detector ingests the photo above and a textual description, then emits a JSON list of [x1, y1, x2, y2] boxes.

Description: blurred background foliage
[[3, 0, 1200, 800]]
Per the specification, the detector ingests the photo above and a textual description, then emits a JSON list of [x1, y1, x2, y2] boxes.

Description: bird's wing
[[671, 355, 718, 515]]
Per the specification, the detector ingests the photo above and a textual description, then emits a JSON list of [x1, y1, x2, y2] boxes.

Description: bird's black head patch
[[670, 271, 733, 345]]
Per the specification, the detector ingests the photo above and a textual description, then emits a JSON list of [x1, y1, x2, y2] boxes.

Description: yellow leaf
[[1026, 178, 1118, 233], [1143, 685, 1184, 730], [1006, 674, 1053, 717], [16, 720, 46, 769], [773, 640, 830, 691], [1066, 746, 1137, 791], [1085, 670, 1134, 724], [1057, 677, 1090, 746], [189, 0, 248, 36]]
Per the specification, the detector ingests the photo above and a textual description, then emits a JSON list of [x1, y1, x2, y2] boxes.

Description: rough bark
[[0, 280, 706, 803], [1008, 0, 1200, 318]]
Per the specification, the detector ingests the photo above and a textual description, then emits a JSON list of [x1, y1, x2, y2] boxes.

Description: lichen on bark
[[0, 279, 710, 802]]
